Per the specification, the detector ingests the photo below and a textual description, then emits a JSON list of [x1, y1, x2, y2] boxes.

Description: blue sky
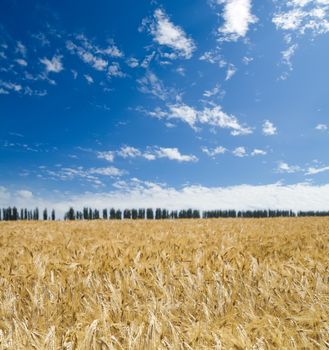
[[1, 0, 329, 213]]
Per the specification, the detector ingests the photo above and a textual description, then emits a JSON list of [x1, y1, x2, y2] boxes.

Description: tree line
[[1, 207, 329, 221], [0, 207, 55, 221]]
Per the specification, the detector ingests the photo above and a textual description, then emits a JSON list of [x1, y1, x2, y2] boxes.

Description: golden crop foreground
[[0, 219, 328, 349]]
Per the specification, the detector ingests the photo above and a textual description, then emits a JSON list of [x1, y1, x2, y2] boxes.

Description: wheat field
[[0, 218, 328, 349]]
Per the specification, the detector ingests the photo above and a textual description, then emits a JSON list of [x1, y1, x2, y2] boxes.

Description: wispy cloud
[[203, 146, 266, 157], [0, 80, 22, 93], [273, 1, 329, 35], [277, 161, 301, 173], [305, 165, 329, 175], [15, 58, 28, 66], [84, 74, 94, 84], [315, 123, 328, 131], [43, 166, 126, 187], [251, 148, 267, 156], [199, 50, 225, 66], [203, 84, 222, 98], [97, 151, 115, 162], [40, 55, 63, 73], [137, 71, 173, 100], [202, 146, 227, 157], [276, 161, 329, 176], [232, 146, 247, 157], [15, 41, 27, 57], [117, 146, 142, 159], [108, 62, 126, 78], [66, 34, 123, 72], [281, 44, 298, 70], [98, 145, 198, 163], [225, 64, 237, 80], [149, 104, 253, 135], [126, 57, 139, 68], [144, 8, 196, 59]]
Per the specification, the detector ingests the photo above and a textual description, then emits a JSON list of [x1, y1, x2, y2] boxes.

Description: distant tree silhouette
[[93, 209, 100, 220], [123, 209, 131, 219], [12, 207, 19, 220], [83, 207, 89, 220], [155, 208, 162, 220], [115, 209, 122, 220], [110, 208, 116, 220], [131, 209, 138, 220], [146, 208, 154, 220], [33, 208, 39, 220], [65, 207, 75, 220], [43, 208, 48, 221]]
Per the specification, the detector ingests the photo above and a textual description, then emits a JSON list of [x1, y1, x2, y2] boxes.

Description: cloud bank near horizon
[[1, 182, 329, 218]]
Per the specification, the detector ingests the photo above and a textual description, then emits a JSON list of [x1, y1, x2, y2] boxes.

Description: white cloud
[[167, 104, 198, 128], [232, 146, 247, 157], [202, 146, 227, 156], [98, 145, 197, 163], [100, 44, 123, 58], [198, 106, 253, 135], [203, 84, 222, 98], [305, 165, 329, 175], [0, 80, 22, 93], [40, 55, 63, 73], [199, 50, 225, 65], [118, 146, 142, 158], [277, 161, 301, 173], [242, 56, 254, 64], [43, 165, 125, 187], [84, 74, 94, 84], [137, 71, 171, 100], [32, 32, 50, 47], [262, 120, 277, 135], [126, 57, 139, 68], [89, 167, 125, 177], [4, 182, 329, 218], [315, 123, 328, 131], [23, 87, 47, 97], [251, 148, 267, 156], [225, 64, 237, 80], [66, 35, 124, 72], [108, 62, 126, 78], [15, 41, 27, 56], [273, 1, 329, 35], [15, 58, 28, 66], [176, 66, 186, 76], [16, 190, 33, 199], [147, 9, 196, 59], [155, 147, 198, 162], [147, 104, 252, 135], [71, 70, 78, 79], [140, 52, 156, 68], [281, 44, 298, 72], [218, 0, 258, 41], [97, 151, 115, 162]]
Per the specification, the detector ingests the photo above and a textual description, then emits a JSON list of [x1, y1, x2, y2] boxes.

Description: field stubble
[[0, 218, 328, 349]]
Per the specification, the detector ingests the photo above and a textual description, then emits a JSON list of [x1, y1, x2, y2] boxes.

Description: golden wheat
[[0, 218, 328, 349]]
